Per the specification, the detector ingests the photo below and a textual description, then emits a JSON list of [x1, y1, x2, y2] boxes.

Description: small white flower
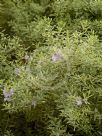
[[14, 68, 20, 76], [24, 54, 30, 61], [76, 97, 83, 106], [4, 97, 11, 102], [31, 100, 37, 108]]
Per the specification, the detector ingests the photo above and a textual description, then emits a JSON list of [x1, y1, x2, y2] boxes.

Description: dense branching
[[0, 0, 102, 136]]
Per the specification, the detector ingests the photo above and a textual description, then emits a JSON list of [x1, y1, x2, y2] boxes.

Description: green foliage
[[53, 0, 102, 20], [4, 131, 14, 136], [0, 32, 27, 80], [0, 0, 102, 136]]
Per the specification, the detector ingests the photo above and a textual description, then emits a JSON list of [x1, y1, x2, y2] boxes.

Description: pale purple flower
[[3, 88, 14, 102], [52, 52, 63, 62]]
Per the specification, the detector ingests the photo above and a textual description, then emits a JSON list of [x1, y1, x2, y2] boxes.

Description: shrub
[[0, 0, 102, 136], [2, 30, 102, 136]]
